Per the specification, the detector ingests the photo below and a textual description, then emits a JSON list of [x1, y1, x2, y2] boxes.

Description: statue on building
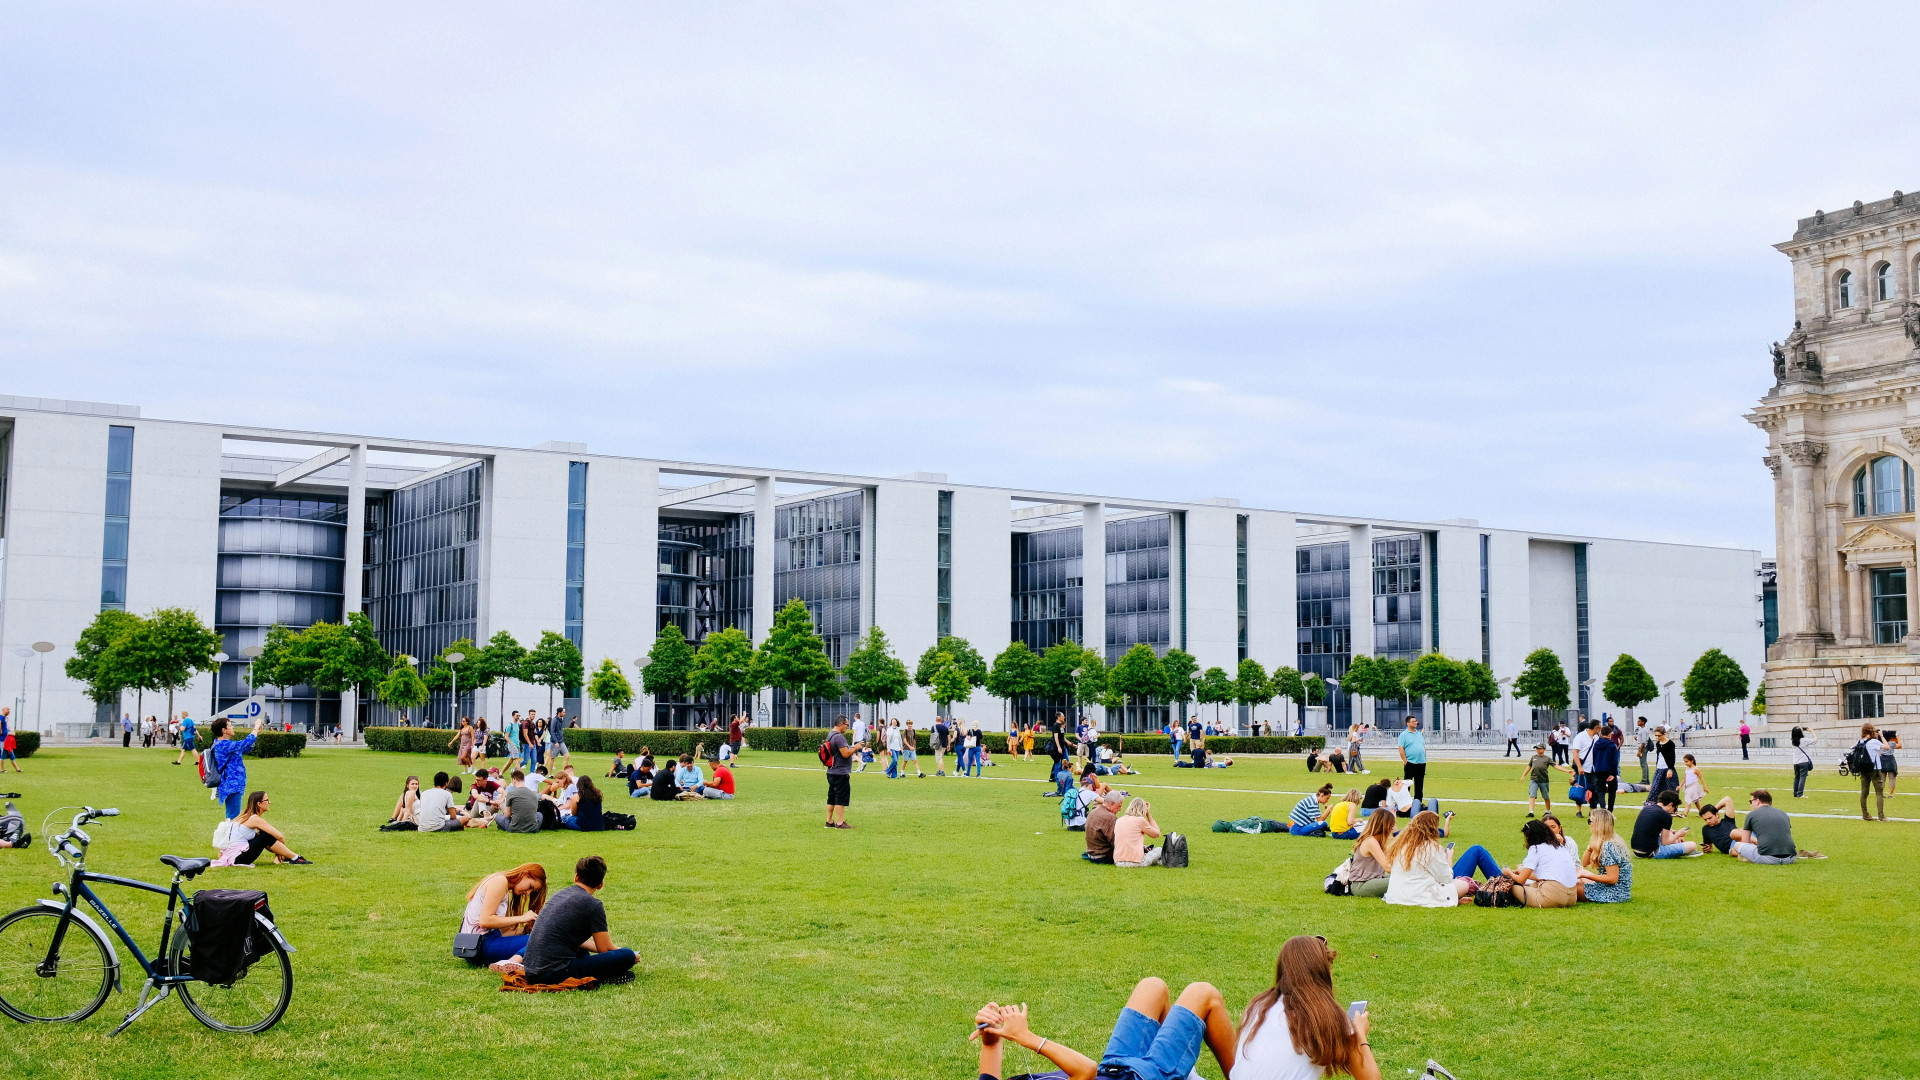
[[1770, 340, 1787, 382], [1904, 300, 1920, 350]]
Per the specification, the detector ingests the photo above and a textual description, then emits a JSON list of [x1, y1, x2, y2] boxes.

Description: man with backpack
[[207, 712, 266, 820], [822, 716, 858, 829], [1852, 723, 1888, 822]]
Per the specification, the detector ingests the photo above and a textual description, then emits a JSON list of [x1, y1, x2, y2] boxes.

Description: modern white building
[[0, 395, 1767, 738]]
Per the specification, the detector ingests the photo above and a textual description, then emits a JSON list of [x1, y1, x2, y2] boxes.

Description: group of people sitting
[[1628, 787, 1813, 863], [609, 748, 736, 801], [1078, 789, 1167, 867], [387, 766, 635, 833], [971, 936, 1383, 1080], [458, 856, 637, 986]]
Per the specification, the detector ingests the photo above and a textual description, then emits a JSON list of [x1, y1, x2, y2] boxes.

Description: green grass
[[0, 746, 1913, 1080]]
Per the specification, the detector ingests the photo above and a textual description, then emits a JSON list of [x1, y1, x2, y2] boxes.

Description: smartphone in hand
[[1347, 1000, 1367, 1020]]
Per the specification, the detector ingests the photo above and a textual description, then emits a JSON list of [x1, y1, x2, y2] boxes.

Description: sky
[[4, 4, 1919, 553]]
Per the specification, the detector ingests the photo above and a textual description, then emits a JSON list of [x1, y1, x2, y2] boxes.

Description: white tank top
[[461, 880, 510, 935], [1232, 1001, 1337, 1080]]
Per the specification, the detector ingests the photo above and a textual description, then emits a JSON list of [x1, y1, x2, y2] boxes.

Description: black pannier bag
[[186, 889, 271, 985]]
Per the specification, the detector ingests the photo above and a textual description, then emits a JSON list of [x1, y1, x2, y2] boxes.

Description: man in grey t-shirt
[[824, 717, 857, 829], [1733, 789, 1796, 864], [493, 771, 541, 833]]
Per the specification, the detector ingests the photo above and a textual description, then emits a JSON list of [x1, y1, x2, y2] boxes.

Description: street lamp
[[635, 656, 652, 731], [1661, 680, 1675, 725], [1579, 678, 1597, 721], [1323, 678, 1341, 737], [14, 647, 33, 737], [445, 651, 465, 730], [32, 641, 55, 736], [210, 651, 229, 718]]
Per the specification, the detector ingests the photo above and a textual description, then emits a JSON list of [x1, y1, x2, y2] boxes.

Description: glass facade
[[565, 462, 587, 653], [1297, 541, 1351, 729], [1574, 543, 1591, 714], [1872, 566, 1907, 644], [1370, 534, 1425, 729], [1235, 515, 1249, 661], [654, 514, 755, 730], [364, 463, 483, 725], [1011, 526, 1082, 654], [1104, 515, 1171, 665], [215, 491, 347, 731], [772, 491, 862, 725], [937, 491, 953, 637], [100, 425, 133, 610]]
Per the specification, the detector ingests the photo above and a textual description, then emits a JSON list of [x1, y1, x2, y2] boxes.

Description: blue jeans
[[1451, 844, 1502, 880], [886, 750, 900, 778], [1288, 822, 1328, 837], [535, 947, 637, 985], [1331, 827, 1360, 840], [474, 930, 528, 965], [1101, 1004, 1206, 1080], [221, 791, 243, 818], [966, 749, 982, 777]]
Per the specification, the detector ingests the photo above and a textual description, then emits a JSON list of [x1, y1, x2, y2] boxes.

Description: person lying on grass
[[975, 976, 1238, 1080], [1233, 935, 1381, 1080]]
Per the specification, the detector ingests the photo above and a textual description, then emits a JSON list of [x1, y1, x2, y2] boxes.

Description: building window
[[1877, 261, 1896, 302], [1852, 456, 1914, 517], [1235, 515, 1249, 662], [1846, 679, 1884, 719], [100, 425, 134, 610], [1872, 566, 1907, 644], [937, 491, 952, 637], [565, 462, 587, 653], [1574, 543, 1590, 715], [1837, 269, 1854, 309]]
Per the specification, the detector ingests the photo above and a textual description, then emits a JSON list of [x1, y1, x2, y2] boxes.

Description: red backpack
[[817, 739, 836, 766]]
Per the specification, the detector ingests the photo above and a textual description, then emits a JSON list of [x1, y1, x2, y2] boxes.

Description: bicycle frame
[[42, 865, 191, 990]]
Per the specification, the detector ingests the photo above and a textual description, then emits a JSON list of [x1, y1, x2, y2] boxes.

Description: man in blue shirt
[[1397, 717, 1428, 804], [210, 712, 265, 820], [174, 712, 198, 766]]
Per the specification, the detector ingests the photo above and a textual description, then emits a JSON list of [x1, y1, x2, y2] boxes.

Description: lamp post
[[238, 645, 264, 724], [445, 651, 465, 730], [635, 656, 652, 731], [32, 641, 55, 736], [210, 651, 229, 717], [14, 647, 33, 736], [1580, 678, 1597, 722], [401, 655, 418, 728], [1324, 677, 1341, 737], [1662, 680, 1675, 726]]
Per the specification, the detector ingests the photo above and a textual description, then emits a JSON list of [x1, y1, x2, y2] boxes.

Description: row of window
[[1834, 261, 1908, 309], [1853, 455, 1916, 517]]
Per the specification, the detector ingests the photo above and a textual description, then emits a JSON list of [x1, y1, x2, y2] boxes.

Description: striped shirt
[[1289, 796, 1323, 829]]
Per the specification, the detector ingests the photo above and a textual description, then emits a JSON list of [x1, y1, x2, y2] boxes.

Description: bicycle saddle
[[160, 855, 211, 878]]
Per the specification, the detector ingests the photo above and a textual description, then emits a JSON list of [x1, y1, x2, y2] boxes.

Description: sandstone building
[[1750, 190, 1920, 736]]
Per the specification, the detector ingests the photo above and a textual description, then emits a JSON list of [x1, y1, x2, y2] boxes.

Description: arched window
[[1837, 269, 1854, 309], [1847, 680, 1885, 718], [1877, 262, 1896, 302], [1853, 455, 1914, 516]]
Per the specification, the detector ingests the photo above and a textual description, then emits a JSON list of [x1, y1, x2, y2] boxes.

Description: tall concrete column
[[1905, 557, 1920, 652], [1823, 503, 1846, 642], [1348, 524, 1374, 730], [753, 476, 776, 644], [1847, 563, 1867, 646], [1081, 504, 1106, 726], [1782, 440, 1828, 643], [342, 444, 367, 740]]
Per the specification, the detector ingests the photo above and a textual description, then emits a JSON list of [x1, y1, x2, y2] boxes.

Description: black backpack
[[1847, 741, 1877, 775], [1161, 832, 1189, 869]]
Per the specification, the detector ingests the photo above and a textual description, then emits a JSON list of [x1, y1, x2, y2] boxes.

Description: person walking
[[173, 711, 198, 766], [0, 707, 20, 773], [450, 717, 476, 774], [932, 715, 950, 776], [1396, 716, 1428, 805], [1588, 722, 1620, 813], [1855, 723, 1888, 822], [1649, 726, 1679, 799], [1790, 725, 1815, 798], [728, 712, 745, 760], [122, 712, 133, 748], [1504, 717, 1520, 758], [902, 720, 925, 777], [824, 715, 857, 829], [1881, 729, 1901, 797], [1634, 717, 1652, 785], [547, 708, 571, 770], [964, 722, 983, 777], [1739, 720, 1752, 761], [1348, 724, 1368, 774], [885, 719, 903, 779], [1169, 716, 1184, 760]]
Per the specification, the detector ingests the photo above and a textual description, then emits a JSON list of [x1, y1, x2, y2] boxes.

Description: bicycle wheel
[[0, 906, 115, 1023], [168, 915, 292, 1034]]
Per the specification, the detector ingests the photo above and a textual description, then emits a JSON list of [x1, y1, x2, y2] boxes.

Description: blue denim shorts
[[1099, 1005, 1205, 1080], [1654, 843, 1688, 859]]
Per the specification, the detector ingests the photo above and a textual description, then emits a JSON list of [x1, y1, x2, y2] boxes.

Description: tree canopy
[[479, 630, 527, 724], [66, 608, 146, 707], [1195, 666, 1235, 725], [1234, 657, 1272, 725], [587, 658, 634, 718], [1035, 642, 1085, 701], [843, 627, 912, 718], [689, 626, 761, 701], [1512, 647, 1571, 715], [1681, 647, 1749, 723], [915, 635, 988, 689], [522, 630, 585, 713], [757, 599, 836, 718], [1602, 654, 1659, 716], [1160, 648, 1199, 706], [376, 656, 430, 722], [926, 651, 974, 713]]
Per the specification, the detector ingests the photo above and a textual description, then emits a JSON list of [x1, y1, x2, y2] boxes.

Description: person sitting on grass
[[629, 757, 655, 798], [1383, 811, 1468, 907], [1064, 775, 1100, 831], [706, 761, 736, 799], [1324, 748, 1347, 774], [649, 759, 681, 801], [1506, 818, 1579, 907], [975, 975, 1238, 1080], [1731, 789, 1806, 864], [389, 775, 421, 826], [1384, 779, 1416, 818], [1290, 785, 1335, 837], [560, 776, 605, 831], [1084, 789, 1123, 864], [1629, 789, 1698, 859], [1113, 797, 1164, 867], [460, 862, 547, 966], [674, 754, 707, 800], [1346, 806, 1396, 898], [417, 772, 486, 832], [519, 855, 636, 987], [493, 771, 541, 833], [1697, 798, 1745, 855], [224, 791, 312, 865], [605, 751, 629, 779], [1327, 789, 1363, 840], [1576, 808, 1632, 903], [1233, 935, 1382, 1080]]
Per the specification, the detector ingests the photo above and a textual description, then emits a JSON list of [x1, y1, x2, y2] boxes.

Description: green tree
[[1108, 643, 1168, 731], [1071, 647, 1109, 720], [915, 635, 988, 690], [1461, 659, 1500, 730], [984, 640, 1041, 731], [423, 638, 480, 727], [1602, 654, 1659, 724], [1195, 666, 1235, 727], [1035, 642, 1084, 704], [1341, 654, 1381, 724], [1403, 653, 1461, 729], [295, 612, 391, 738], [521, 630, 585, 717], [1268, 665, 1307, 732], [688, 626, 762, 721], [476, 630, 526, 728], [1234, 657, 1272, 730], [254, 623, 314, 730], [843, 627, 913, 723], [376, 655, 430, 724], [132, 607, 224, 726], [1751, 681, 1767, 716], [1378, 658, 1412, 711], [758, 599, 835, 726], [587, 658, 634, 723], [1682, 647, 1749, 726], [642, 624, 697, 728], [1512, 647, 1571, 721], [66, 609, 145, 710], [1302, 672, 1327, 707], [927, 651, 975, 716], [1160, 648, 1199, 719]]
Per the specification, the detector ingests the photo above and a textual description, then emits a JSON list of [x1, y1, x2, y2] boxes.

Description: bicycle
[[0, 806, 295, 1034]]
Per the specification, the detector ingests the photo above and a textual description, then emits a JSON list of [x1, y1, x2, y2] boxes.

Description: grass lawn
[[0, 745, 1913, 1080]]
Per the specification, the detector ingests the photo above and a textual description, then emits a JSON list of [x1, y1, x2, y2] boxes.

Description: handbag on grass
[[453, 933, 485, 961]]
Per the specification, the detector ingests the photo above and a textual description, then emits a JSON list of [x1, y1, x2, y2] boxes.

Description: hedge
[[192, 730, 306, 758], [10, 731, 39, 759], [360, 726, 1321, 758]]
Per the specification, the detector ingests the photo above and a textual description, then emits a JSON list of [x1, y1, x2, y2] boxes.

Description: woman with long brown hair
[[1383, 810, 1468, 907], [1346, 806, 1396, 898], [1233, 935, 1379, 1079], [461, 863, 548, 965]]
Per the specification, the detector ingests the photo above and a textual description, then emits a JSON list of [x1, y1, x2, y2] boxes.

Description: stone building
[[1750, 190, 1920, 737]]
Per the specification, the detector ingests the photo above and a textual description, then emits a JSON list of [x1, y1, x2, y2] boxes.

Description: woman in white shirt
[[1383, 812, 1468, 907], [460, 863, 547, 966], [1790, 727, 1816, 799], [1507, 819, 1579, 908], [1232, 935, 1380, 1080]]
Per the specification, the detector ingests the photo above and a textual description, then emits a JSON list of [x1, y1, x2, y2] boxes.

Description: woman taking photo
[[225, 791, 312, 866], [1346, 809, 1395, 898], [1790, 726, 1815, 799], [1232, 934, 1380, 1080], [388, 775, 421, 826], [1576, 808, 1632, 903], [460, 863, 547, 965]]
